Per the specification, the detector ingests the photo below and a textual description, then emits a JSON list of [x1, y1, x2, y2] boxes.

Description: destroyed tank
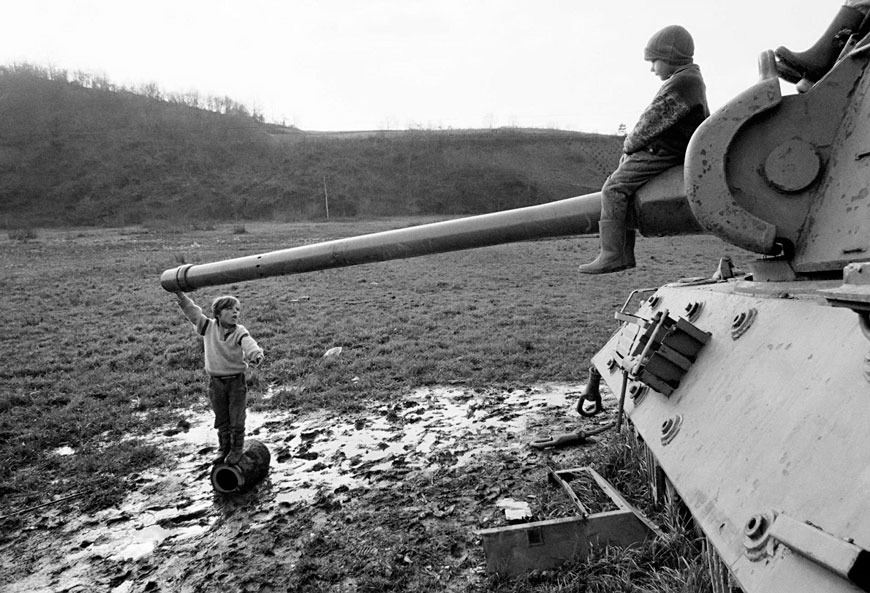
[[161, 41, 870, 592]]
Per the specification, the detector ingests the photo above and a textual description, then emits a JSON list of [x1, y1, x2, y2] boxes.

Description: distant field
[[1, 220, 750, 591]]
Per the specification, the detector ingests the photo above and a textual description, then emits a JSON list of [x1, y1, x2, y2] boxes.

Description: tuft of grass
[[8, 228, 37, 242]]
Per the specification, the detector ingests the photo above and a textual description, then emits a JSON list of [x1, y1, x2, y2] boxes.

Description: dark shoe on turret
[[775, 5, 864, 83]]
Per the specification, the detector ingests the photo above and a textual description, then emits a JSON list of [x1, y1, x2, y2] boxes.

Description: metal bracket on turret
[[819, 262, 870, 343]]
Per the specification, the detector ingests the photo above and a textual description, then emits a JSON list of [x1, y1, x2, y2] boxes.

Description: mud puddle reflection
[[6, 382, 613, 593]]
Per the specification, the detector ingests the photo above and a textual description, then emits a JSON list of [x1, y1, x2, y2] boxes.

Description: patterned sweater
[[178, 295, 264, 376], [623, 63, 709, 157]]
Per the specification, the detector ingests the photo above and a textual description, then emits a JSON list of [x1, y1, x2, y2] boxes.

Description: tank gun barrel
[[161, 166, 701, 292]]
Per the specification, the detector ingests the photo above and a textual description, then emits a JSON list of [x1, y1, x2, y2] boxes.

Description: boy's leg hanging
[[578, 219, 631, 274], [624, 228, 637, 269], [579, 151, 680, 274]]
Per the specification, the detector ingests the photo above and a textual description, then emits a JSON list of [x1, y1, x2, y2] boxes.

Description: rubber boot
[[775, 5, 865, 83], [225, 432, 245, 465], [624, 229, 636, 269], [578, 220, 630, 274], [213, 429, 231, 464]]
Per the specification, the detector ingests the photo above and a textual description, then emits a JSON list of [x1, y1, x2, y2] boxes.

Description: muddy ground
[[2, 382, 623, 593]]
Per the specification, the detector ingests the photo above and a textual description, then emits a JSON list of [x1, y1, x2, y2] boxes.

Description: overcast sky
[[0, 0, 830, 133]]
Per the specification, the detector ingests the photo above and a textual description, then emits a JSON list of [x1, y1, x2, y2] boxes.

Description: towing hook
[[577, 366, 604, 417]]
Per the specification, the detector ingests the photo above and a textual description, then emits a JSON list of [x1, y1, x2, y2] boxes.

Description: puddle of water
[[5, 382, 613, 592]]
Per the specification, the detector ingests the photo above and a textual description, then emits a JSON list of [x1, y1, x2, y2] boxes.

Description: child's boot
[[578, 220, 631, 274], [624, 228, 637, 269], [775, 5, 865, 83], [213, 429, 231, 464], [225, 431, 245, 465]]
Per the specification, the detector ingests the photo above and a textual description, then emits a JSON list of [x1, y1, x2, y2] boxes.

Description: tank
[[160, 40, 870, 592]]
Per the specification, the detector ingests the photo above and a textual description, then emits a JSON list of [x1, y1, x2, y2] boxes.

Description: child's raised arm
[[175, 292, 206, 326]]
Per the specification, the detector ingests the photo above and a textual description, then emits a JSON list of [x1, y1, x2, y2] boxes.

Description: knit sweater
[[623, 63, 709, 157], [177, 295, 263, 376]]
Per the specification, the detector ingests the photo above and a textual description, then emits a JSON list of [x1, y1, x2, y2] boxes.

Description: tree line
[[2, 62, 266, 122]]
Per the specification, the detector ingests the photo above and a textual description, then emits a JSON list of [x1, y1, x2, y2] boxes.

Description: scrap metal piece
[[210, 439, 271, 494], [529, 422, 615, 450], [477, 467, 660, 576]]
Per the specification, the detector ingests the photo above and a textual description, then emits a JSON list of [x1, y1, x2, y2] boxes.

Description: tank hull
[[592, 279, 870, 592]]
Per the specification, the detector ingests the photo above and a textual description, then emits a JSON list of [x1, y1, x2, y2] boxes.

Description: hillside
[[0, 67, 623, 227]]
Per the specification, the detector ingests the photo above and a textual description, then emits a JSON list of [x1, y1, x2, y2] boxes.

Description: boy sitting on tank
[[579, 25, 709, 274]]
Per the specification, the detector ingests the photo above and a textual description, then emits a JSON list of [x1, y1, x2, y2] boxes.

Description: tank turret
[[685, 50, 870, 280]]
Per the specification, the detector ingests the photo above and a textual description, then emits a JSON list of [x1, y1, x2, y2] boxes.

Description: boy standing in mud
[[174, 292, 264, 465]]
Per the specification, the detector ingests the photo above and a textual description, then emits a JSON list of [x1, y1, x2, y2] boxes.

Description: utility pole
[[323, 175, 329, 219]]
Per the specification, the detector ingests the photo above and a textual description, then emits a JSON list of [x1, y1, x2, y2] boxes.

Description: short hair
[[211, 296, 240, 317]]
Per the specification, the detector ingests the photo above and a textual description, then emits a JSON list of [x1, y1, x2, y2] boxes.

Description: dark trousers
[[208, 373, 247, 436], [600, 149, 683, 221]]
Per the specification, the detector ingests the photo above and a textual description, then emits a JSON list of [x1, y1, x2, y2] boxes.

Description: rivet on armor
[[731, 308, 757, 340], [684, 301, 703, 321], [744, 514, 767, 540], [629, 383, 648, 404], [660, 414, 683, 446], [743, 511, 777, 561]]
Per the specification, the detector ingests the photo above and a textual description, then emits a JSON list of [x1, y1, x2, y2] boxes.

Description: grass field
[[1, 219, 752, 592]]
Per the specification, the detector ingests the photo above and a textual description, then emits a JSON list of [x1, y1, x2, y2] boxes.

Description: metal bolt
[[731, 308, 757, 340], [742, 510, 778, 561], [744, 514, 767, 540], [660, 414, 683, 445], [684, 301, 703, 321], [628, 383, 648, 404]]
